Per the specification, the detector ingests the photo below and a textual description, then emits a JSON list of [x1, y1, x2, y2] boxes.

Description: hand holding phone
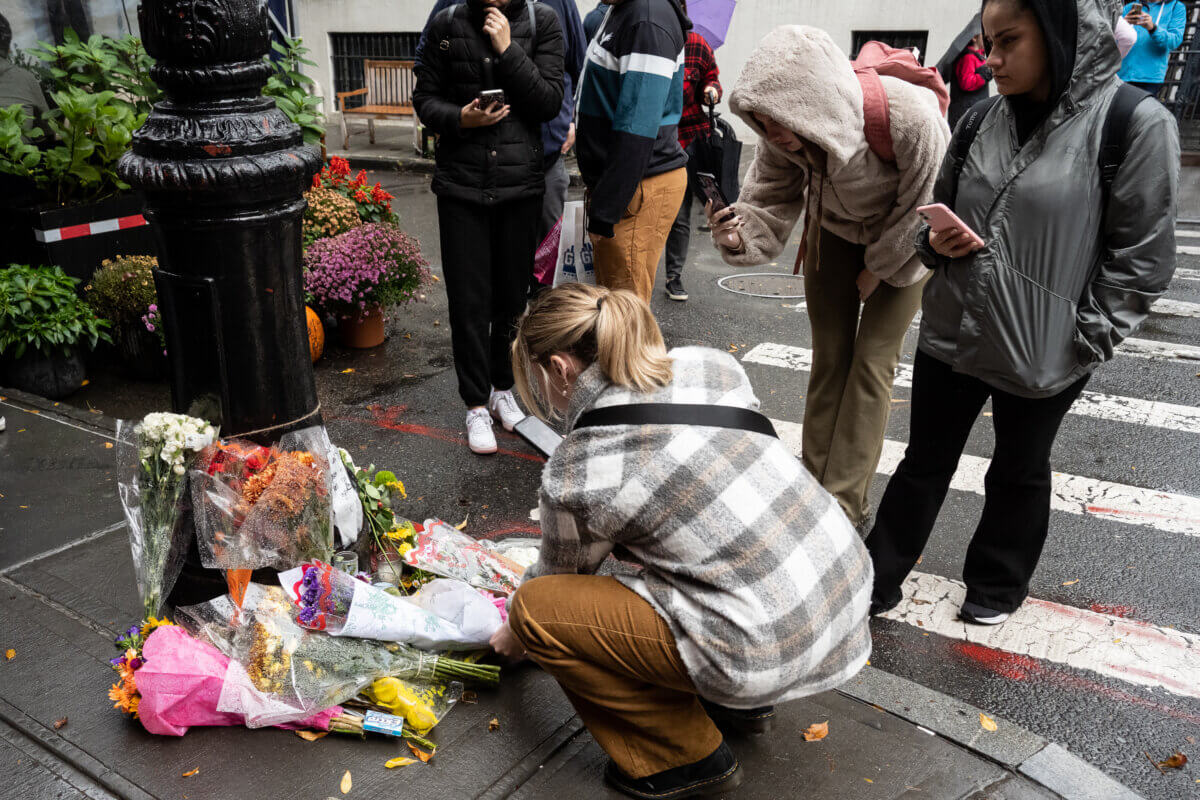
[[696, 172, 727, 212], [918, 203, 985, 258]]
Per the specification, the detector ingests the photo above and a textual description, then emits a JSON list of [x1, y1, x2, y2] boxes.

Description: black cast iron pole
[[119, 0, 322, 441]]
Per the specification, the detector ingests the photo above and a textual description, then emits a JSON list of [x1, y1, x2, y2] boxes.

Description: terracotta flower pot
[[338, 305, 385, 349]]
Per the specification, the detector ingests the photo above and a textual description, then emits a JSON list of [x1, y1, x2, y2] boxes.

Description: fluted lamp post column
[[119, 0, 322, 441]]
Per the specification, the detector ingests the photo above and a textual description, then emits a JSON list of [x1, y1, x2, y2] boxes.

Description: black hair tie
[[596, 297, 604, 312]]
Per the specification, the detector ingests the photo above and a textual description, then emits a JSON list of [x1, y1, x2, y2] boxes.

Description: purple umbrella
[[687, 0, 737, 50]]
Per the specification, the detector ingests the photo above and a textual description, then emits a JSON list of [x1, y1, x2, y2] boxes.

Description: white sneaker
[[466, 408, 498, 454], [487, 389, 526, 432]]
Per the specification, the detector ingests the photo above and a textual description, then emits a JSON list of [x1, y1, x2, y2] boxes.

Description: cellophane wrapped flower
[[404, 519, 525, 596], [118, 412, 217, 618], [303, 224, 430, 317], [282, 562, 501, 650], [180, 585, 498, 728], [191, 437, 334, 572]]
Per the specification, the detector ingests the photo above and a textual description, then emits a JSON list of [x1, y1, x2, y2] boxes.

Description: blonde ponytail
[[511, 284, 673, 420]]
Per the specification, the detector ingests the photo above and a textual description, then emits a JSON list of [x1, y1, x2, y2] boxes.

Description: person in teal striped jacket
[[1118, 1, 1188, 96], [576, 0, 690, 307]]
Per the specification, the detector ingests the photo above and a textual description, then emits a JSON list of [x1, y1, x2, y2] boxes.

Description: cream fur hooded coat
[[720, 26, 951, 287]]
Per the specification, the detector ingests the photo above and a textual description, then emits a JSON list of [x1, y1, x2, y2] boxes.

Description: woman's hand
[[856, 269, 881, 302], [706, 201, 744, 251], [929, 228, 983, 260], [489, 621, 528, 662], [461, 99, 510, 129], [483, 7, 512, 54]]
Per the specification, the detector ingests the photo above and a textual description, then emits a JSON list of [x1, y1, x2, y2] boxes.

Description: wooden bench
[[337, 59, 428, 153]]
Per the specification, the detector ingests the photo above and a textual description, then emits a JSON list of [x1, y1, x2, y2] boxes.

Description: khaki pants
[[508, 574, 723, 778], [802, 224, 927, 525], [590, 168, 689, 305]]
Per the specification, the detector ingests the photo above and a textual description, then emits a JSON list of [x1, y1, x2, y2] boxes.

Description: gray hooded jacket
[[916, 0, 1180, 399]]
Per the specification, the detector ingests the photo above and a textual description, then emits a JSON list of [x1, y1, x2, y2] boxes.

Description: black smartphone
[[477, 89, 506, 108], [696, 172, 728, 212], [514, 416, 563, 458]]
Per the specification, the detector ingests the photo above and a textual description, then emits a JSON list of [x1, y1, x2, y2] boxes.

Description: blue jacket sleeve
[[1150, 1, 1187, 50]]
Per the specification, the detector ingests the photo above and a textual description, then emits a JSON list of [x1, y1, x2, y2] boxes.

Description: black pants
[[866, 350, 1089, 613], [437, 195, 541, 407], [663, 188, 693, 283]]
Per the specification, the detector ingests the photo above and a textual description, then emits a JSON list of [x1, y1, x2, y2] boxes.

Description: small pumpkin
[[306, 306, 325, 363]]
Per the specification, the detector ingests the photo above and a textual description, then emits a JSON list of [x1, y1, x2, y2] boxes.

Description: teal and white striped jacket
[[575, 0, 689, 237]]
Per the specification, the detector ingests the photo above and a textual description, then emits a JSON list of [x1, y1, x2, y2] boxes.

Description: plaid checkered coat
[[526, 347, 872, 708]]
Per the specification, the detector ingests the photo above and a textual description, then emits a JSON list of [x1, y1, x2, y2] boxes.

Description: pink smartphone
[[917, 203, 985, 249]]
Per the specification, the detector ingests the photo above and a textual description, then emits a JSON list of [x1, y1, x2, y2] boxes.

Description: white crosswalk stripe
[[769, 418, 1200, 537], [743, 342, 1200, 434], [786, 306, 1200, 362], [881, 571, 1200, 700], [1174, 267, 1200, 282], [1151, 298, 1200, 318], [1179, 245, 1200, 256]]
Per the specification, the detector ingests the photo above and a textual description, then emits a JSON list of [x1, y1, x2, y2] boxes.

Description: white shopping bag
[[552, 201, 596, 287]]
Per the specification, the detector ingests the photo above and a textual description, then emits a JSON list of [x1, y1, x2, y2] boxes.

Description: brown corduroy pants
[[802, 223, 928, 526], [508, 574, 724, 778], [590, 168, 689, 306]]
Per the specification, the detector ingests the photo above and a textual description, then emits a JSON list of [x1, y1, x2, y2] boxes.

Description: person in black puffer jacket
[[414, 0, 564, 454]]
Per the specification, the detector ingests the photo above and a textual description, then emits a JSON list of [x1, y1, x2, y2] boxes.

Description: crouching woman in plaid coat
[[489, 283, 872, 799]]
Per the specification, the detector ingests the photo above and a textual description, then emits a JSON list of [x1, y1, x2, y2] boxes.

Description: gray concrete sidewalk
[[0, 390, 1141, 800]]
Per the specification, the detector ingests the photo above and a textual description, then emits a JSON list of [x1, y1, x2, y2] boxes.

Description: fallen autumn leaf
[[340, 770, 352, 793], [4, 649, 13, 660], [407, 742, 433, 762], [341, 368, 355, 374], [385, 757, 417, 769], [802, 721, 829, 742], [182, 768, 199, 778], [979, 713, 998, 732], [1062, 579, 1080, 586], [488, 718, 500, 731], [1156, 752, 1188, 770], [295, 730, 328, 742], [53, 717, 67, 730]]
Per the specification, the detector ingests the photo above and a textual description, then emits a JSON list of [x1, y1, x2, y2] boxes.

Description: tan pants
[[508, 574, 723, 778], [802, 224, 927, 525], [590, 168, 689, 305]]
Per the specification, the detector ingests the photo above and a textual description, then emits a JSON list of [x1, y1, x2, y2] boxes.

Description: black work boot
[[699, 698, 776, 735], [604, 740, 742, 799]]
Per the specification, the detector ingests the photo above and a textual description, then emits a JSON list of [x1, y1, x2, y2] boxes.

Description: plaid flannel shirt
[[525, 347, 872, 708], [678, 31, 722, 150]]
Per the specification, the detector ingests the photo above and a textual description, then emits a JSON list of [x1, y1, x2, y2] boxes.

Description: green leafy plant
[[0, 264, 112, 358], [0, 87, 145, 206], [29, 29, 159, 117], [263, 36, 324, 146]]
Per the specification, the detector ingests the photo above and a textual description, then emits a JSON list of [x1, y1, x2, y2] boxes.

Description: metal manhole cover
[[717, 272, 805, 299]]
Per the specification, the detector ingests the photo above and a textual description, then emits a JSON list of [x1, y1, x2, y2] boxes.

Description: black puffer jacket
[[414, 0, 564, 206]]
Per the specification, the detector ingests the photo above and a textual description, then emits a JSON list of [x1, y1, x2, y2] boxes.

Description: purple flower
[[110, 655, 126, 666], [124, 624, 140, 639], [297, 604, 317, 624]]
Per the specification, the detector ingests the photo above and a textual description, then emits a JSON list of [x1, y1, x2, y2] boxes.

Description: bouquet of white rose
[[118, 412, 217, 618]]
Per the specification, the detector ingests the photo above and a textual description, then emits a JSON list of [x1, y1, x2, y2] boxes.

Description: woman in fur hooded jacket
[[708, 25, 950, 529]]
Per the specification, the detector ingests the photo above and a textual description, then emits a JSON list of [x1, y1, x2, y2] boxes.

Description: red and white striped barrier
[[33, 213, 148, 244]]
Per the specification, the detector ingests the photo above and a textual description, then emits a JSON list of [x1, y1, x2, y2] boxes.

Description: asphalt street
[[357, 170, 1199, 799], [37, 166, 1200, 798]]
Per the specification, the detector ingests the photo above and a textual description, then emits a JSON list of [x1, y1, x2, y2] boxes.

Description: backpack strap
[[575, 404, 779, 439], [527, 0, 538, 52], [1099, 82, 1148, 214], [855, 69, 896, 162], [948, 95, 1001, 210]]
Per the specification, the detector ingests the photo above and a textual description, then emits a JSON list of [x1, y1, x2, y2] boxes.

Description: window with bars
[[330, 33, 421, 109], [850, 31, 930, 65]]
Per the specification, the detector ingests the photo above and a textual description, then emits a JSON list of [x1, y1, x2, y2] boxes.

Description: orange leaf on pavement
[[488, 718, 500, 731], [407, 742, 433, 762], [802, 721, 829, 742], [980, 713, 998, 732], [4, 649, 14, 660], [340, 770, 352, 793], [182, 768, 199, 778], [1157, 752, 1188, 770], [385, 757, 417, 769], [295, 730, 328, 742]]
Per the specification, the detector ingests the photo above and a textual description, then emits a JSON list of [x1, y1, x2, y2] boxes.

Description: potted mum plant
[[0, 263, 111, 398], [303, 224, 430, 348], [84, 254, 167, 379]]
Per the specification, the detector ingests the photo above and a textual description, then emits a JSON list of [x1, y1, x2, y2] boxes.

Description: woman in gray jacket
[[867, 0, 1179, 625]]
